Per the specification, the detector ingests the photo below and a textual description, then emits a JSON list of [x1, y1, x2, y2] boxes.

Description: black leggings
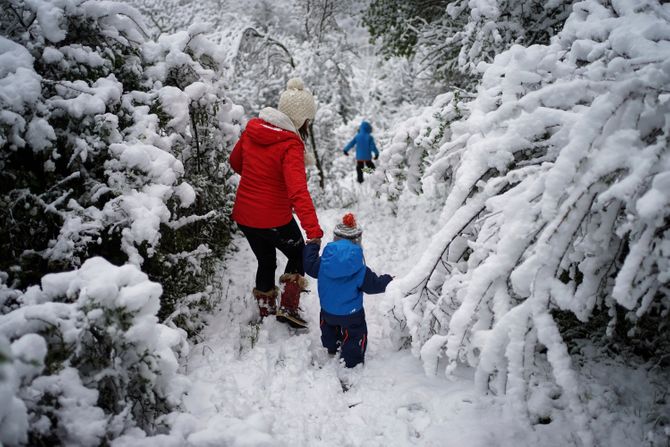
[[238, 219, 305, 292], [356, 160, 376, 183]]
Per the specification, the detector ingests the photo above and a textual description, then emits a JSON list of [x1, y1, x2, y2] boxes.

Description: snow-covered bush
[[139, 24, 244, 331], [1, 0, 152, 276], [1, 0, 241, 442], [0, 0, 242, 333], [0, 332, 30, 446], [370, 91, 465, 206], [0, 257, 188, 445], [387, 0, 670, 441]]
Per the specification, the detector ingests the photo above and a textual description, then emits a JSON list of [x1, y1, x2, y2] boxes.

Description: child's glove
[[343, 151, 349, 156], [374, 154, 379, 160]]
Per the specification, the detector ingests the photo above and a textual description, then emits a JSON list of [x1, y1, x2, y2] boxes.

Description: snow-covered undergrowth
[[111, 193, 581, 447], [378, 0, 670, 443], [104, 184, 663, 446], [0, 257, 189, 446], [370, 91, 465, 206], [1, 0, 241, 443]]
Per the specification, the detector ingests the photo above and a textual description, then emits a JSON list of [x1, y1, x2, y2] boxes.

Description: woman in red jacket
[[230, 78, 323, 329]]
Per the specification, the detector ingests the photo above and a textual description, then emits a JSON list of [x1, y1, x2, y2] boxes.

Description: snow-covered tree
[[385, 0, 670, 441], [365, 0, 573, 89], [130, 0, 229, 38], [1, 0, 241, 442], [1, 0, 242, 331], [370, 91, 466, 207]]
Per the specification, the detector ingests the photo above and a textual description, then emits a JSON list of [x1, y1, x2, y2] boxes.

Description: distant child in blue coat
[[344, 121, 379, 183], [303, 213, 392, 368]]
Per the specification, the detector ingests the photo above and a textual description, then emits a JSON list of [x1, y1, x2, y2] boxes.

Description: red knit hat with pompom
[[333, 213, 363, 240]]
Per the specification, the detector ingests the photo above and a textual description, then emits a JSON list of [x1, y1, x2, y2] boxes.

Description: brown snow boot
[[276, 274, 309, 329], [253, 287, 278, 319]]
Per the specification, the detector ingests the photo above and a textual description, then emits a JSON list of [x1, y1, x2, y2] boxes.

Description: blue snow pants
[[320, 309, 367, 368]]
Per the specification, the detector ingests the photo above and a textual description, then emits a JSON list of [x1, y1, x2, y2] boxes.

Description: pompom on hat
[[278, 78, 316, 130], [333, 213, 363, 241]]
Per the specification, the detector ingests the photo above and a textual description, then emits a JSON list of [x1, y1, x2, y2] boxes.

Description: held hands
[[306, 238, 322, 245]]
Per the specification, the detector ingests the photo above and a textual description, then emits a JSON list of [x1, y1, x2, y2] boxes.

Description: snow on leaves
[[385, 0, 670, 441], [0, 258, 189, 446], [1, 0, 240, 443]]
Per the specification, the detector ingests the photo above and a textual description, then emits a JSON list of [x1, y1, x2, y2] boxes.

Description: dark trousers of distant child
[[356, 160, 375, 183]]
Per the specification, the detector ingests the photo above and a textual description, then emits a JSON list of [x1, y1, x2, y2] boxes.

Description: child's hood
[[359, 121, 372, 134], [320, 240, 365, 279]]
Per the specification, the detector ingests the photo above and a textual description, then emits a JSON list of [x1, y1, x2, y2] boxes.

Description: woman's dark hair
[[298, 120, 310, 142]]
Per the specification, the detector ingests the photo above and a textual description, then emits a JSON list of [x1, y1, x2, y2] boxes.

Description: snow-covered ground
[[174, 180, 572, 446], [106, 172, 666, 447]]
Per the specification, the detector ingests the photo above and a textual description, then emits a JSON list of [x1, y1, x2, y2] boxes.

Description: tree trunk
[[308, 122, 325, 189]]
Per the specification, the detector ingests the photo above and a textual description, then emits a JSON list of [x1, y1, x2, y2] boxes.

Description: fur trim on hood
[[259, 107, 297, 134], [258, 107, 315, 167]]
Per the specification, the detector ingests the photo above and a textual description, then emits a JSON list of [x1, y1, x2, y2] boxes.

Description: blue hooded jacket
[[304, 239, 392, 315], [344, 121, 379, 161]]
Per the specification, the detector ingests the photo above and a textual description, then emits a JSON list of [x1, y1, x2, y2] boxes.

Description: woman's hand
[[306, 238, 321, 245]]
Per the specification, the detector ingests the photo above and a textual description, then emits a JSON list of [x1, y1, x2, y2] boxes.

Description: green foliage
[[139, 29, 242, 332], [554, 300, 670, 372], [364, 0, 450, 59], [2, 258, 188, 444], [1, 1, 241, 339], [0, 2, 143, 286], [1, 2, 241, 440], [364, 0, 573, 90]]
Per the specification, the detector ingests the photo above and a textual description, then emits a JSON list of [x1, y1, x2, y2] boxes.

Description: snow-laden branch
[[384, 0, 670, 440]]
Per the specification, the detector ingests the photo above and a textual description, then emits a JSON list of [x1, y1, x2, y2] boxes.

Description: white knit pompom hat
[[278, 78, 316, 130]]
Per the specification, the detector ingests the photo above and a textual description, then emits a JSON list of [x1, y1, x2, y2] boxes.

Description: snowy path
[[181, 182, 547, 447]]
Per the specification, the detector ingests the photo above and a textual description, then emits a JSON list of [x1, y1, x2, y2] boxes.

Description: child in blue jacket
[[343, 121, 379, 183], [303, 213, 392, 368]]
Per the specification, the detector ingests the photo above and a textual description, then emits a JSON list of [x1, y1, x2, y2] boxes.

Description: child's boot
[[253, 287, 278, 319], [276, 274, 309, 329]]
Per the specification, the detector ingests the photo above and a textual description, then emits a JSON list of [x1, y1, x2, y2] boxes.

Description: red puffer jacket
[[230, 118, 323, 239]]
